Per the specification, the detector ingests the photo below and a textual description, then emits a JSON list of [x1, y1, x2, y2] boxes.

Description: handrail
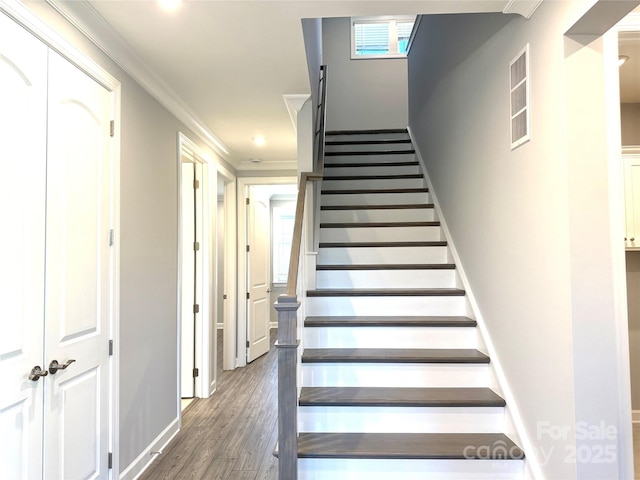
[[275, 64, 327, 480], [284, 64, 327, 297]]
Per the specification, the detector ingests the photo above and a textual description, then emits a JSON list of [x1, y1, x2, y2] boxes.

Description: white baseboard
[[120, 417, 180, 480], [270, 322, 278, 329], [633, 410, 640, 423]]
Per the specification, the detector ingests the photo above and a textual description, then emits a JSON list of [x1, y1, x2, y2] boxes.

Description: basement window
[[351, 16, 416, 59]]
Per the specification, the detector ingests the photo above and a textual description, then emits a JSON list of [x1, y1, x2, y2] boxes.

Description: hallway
[[140, 331, 278, 480]]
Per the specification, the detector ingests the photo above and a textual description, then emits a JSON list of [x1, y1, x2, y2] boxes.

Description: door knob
[[49, 359, 76, 374], [29, 366, 48, 381]]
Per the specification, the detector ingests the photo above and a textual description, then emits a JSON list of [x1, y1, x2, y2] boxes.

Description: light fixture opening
[[158, 0, 182, 12], [252, 136, 267, 147]]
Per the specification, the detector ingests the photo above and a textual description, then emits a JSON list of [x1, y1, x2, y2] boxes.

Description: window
[[271, 201, 296, 284], [351, 16, 416, 59], [510, 44, 531, 149]]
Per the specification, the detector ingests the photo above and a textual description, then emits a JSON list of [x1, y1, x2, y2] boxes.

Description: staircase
[[296, 129, 525, 479]]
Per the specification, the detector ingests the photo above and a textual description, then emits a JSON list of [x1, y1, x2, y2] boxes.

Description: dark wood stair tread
[[326, 129, 408, 135], [319, 241, 447, 248], [321, 188, 428, 195], [297, 432, 523, 459], [326, 139, 412, 146], [305, 315, 475, 327], [324, 161, 418, 168], [301, 348, 489, 363], [321, 204, 433, 210], [299, 387, 505, 407], [307, 288, 465, 297], [320, 221, 439, 229], [325, 150, 415, 156], [316, 263, 455, 270], [323, 174, 423, 180]]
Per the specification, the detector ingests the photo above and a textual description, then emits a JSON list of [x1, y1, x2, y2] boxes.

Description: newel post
[[274, 294, 300, 480]]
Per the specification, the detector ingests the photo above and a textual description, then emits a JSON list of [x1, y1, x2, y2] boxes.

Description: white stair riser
[[321, 192, 430, 206], [317, 246, 449, 265], [316, 269, 455, 289], [303, 326, 475, 349], [299, 406, 504, 433], [299, 458, 524, 480], [301, 363, 490, 388], [320, 209, 435, 223], [324, 165, 420, 176], [326, 133, 410, 142], [320, 226, 440, 243], [322, 178, 425, 190], [306, 296, 468, 317], [325, 143, 412, 153], [324, 153, 416, 164]]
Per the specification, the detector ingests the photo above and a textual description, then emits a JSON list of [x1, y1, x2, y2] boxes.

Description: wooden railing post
[[275, 294, 300, 480]]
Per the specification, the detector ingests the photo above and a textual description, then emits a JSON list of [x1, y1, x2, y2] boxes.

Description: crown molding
[[503, 0, 543, 19], [46, 0, 235, 164], [283, 94, 311, 134], [236, 160, 298, 172]]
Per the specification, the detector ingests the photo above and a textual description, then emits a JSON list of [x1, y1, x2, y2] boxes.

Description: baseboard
[[408, 126, 543, 480], [119, 416, 180, 480], [633, 410, 640, 423], [270, 322, 278, 329]]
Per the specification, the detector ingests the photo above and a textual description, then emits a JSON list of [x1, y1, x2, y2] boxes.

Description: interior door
[[246, 187, 271, 362], [43, 50, 112, 479], [0, 14, 48, 479]]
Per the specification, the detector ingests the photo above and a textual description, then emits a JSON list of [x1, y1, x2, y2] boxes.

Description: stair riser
[[306, 296, 468, 317], [299, 406, 504, 434], [298, 458, 524, 480], [322, 178, 425, 190], [321, 192, 430, 206], [303, 326, 475, 349], [315, 270, 456, 289], [324, 153, 416, 164], [326, 133, 410, 142], [325, 143, 413, 153], [301, 364, 491, 388], [324, 165, 420, 176], [318, 246, 449, 265], [320, 226, 440, 243], [320, 209, 435, 223]]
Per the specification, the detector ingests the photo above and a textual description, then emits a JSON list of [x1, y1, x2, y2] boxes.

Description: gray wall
[[622, 103, 640, 145], [23, 2, 229, 473], [408, 3, 630, 478], [627, 251, 640, 410], [322, 17, 408, 130], [302, 17, 323, 109]]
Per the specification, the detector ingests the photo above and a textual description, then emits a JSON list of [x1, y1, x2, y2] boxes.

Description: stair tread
[[297, 432, 523, 459], [321, 204, 433, 210], [302, 348, 489, 363], [325, 150, 416, 156], [307, 288, 465, 297], [321, 188, 428, 195], [320, 221, 439, 229], [299, 387, 505, 407], [324, 161, 418, 168], [305, 315, 474, 327], [326, 129, 408, 135], [316, 263, 455, 270], [326, 139, 412, 146], [323, 174, 423, 180], [319, 241, 447, 248]]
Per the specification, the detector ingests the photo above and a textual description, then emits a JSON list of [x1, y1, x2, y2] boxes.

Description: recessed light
[[619, 55, 630, 67], [158, 0, 182, 12], [250, 158, 262, 164], [252, 136, 267, 147]]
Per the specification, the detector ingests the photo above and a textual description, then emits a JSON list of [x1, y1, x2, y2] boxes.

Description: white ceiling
[[52, 0, 538, 170]]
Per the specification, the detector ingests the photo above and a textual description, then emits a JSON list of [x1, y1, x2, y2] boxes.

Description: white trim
[[408, 126, 543, 480], [46, 0, 234, 163], [623, 146, 640, 155], [118, 417, 180, 480], [270, 322, 279, 329], [236, 176, 296, 368], [633, 410, 640, 423], [350, 15, 415, 60], [503, 0, 544, 19], [616, 12, 640, 30], [236, 160, 298, 171], [283, 94, 311, 134], [0, 2, 123, 475]]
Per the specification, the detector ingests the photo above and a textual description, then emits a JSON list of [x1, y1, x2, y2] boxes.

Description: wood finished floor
[[140, 330, 278, 480]]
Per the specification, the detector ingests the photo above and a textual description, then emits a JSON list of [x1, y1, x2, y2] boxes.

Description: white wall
[[322, 17, 408, 130], [621, 103, 640, 145], [408, 2, 631, 478], [22, 2, 233, 474]]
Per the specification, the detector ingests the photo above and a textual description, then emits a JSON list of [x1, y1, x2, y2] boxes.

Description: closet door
[[43, 50, 113, 480], [0, 13, 48, 480]]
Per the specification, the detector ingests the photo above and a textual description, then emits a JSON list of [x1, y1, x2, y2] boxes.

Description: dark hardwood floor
[[140, 330, 278, 480]]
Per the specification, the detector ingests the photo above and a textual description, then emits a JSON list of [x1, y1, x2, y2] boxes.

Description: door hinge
[[193, 241, 200, 251], [110, 120, 115, 138], [193, 179, 200, 189], [109, 229, 114, 246], [246, 197, 250, 205], [246, 245, 250, 252], [109, 340, 113, 356], [223, 294, 228, 300], [193, 304, 200, 314], [246, 340, 250, 348], [193, 368, 199, 378], [108, 452, 113, 469], [246, 292, 250, 300]]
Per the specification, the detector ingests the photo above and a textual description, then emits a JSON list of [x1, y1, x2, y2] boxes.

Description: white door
[[43, 50, 113, 479], [0, 14, 48, 480], [246, 187, 271, 362]]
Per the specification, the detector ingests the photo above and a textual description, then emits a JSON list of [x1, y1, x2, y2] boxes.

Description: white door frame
[[236, 176, 296, 368], [0, 0, 122, 475]]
